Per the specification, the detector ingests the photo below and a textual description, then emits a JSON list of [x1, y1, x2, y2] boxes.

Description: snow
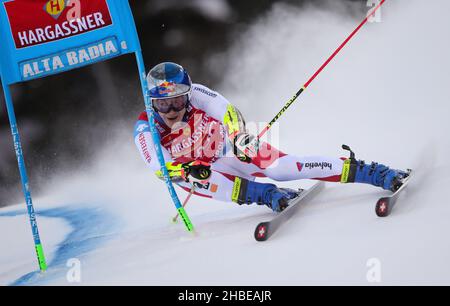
[[1, 0, 450, 285], [0, 207, 70, 285]]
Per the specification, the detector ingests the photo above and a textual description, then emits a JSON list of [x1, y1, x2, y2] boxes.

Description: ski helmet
[[147, 62, 192, 100]]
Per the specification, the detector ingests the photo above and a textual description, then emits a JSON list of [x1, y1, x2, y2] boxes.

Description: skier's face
[[153, 95, 188, 128], [158, 105, 186, 128]]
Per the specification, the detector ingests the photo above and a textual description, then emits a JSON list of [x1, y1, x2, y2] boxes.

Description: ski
[[375, 169, 413, 217], [254, 181, 325, 241]]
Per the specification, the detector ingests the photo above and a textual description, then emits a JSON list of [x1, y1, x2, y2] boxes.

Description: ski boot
[[341, 145, 410, 192], [232, 177, 299, 212]]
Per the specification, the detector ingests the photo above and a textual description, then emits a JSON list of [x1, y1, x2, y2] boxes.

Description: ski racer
[[134, 62, 409, 212]]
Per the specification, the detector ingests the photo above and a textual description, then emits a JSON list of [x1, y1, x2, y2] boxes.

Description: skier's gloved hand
[[155, 162, 184, 182], [181, 160, 212, 184], [155, 161, 212, 184], [233, 133, 260, 163], [223, 104, 246, 139]]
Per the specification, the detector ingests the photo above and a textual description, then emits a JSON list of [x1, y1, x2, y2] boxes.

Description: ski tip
[[254, 222, 270, 242], [375, 198, 390, 217]]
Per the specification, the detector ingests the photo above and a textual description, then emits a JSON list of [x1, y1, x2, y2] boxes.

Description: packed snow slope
[[1, 0, 450, 285]]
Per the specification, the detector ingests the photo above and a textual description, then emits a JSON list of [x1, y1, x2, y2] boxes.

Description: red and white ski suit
[[134, 84, 344, 201]]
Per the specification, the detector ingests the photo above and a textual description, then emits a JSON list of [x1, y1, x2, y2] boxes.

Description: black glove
[[182, 161, 212, 184], [233, 133, 260, 163], [155, 161, 211, 184]]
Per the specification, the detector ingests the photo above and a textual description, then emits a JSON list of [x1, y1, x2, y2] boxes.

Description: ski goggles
[[152, 94, 188, 114]]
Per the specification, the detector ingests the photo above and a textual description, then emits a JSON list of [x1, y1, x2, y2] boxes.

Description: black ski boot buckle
[[341, 144, 358, 183]]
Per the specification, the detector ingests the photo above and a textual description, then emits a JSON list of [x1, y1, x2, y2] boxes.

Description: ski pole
[[134, 52, 194, 232], [172, 185, 195, 223], [257, 0, 386, 140]]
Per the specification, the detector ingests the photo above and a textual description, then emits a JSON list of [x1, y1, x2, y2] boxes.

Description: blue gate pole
[[1, 80, 47, 271], [134, 51, 194, 232]]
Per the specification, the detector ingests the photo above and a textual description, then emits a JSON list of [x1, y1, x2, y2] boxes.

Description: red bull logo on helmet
[[158, 81, 176, 95]]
